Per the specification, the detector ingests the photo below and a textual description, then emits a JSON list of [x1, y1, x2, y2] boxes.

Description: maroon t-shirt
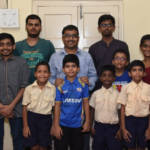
[[143, 67, 150, 84]]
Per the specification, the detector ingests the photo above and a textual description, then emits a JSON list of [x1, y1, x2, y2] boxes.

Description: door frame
[[32, 0, 124, 40]]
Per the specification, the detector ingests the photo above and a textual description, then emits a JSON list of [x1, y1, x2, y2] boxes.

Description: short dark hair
[[63, 54, 79, 68], [140, 34, 150, 46], [100, 65, 115, 77], [98, 14, 115, 27], [128, 60, 145, 72], [0, 33, 15, 45], [112, 49, 129, 61], [26, 14, 41, 25], [62, 25, 79, 35], [35, 61, 50, 72]]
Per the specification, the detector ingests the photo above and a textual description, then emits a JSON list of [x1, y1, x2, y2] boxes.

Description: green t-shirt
[[14, 38, 55, 83]]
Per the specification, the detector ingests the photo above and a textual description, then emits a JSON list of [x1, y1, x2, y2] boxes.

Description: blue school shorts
[[24, 111, 52, 147], [93, 121, 122, 150], [124, 116, 148, 148]]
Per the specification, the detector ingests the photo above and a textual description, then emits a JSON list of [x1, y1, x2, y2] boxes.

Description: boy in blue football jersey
[[51, 54, 90, 150]]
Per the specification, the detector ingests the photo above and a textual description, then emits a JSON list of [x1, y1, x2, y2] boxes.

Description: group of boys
[[0, 13, 150, 150]]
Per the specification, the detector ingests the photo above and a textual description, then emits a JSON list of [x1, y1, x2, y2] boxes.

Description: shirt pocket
[[43, 92, 55, 106], [108, 98, 118, 113], [140, 89, 150, 103], [95, 95, 105, 111], [30, 93, 39, 104], [28, 93, 39, 109], [126, 93, 135, 106]]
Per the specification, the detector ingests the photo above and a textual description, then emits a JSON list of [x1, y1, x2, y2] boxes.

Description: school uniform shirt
[[56, 77, 89, 128], [89, 86, 120, 124], [117, 81, 150, 117], [22, 81, 56, 115]]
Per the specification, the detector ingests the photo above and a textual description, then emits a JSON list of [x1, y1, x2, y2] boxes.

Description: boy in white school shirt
[[118, 60, 150, 150], [90, 65, 122, 150], [22, 61, 56, 150]]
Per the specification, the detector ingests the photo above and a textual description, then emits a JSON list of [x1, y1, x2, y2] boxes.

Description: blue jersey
[[56, 77, 89, 128], [113, 70, 131, 92]]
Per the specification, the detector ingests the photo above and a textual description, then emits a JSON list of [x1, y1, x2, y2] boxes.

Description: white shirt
[[22, 81, 56, 115], [117, 81, 150, 117], [90, 86, 120, 124]]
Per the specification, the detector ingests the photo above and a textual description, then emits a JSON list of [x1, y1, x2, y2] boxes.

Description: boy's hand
[[90, 127, 95, 137], [145, 128, 150, 140], [82, 121, 90, 132], [50, 125, 55, 136], [55, 78, 64, 87], [122, 128, 132, 142], [23, 126, 31, 138], [80, 76, 89, 85], [54, 125, 63, 140], [115, 128, 122, 140]]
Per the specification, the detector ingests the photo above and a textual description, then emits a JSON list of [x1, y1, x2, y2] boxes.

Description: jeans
[[0, 117, 23, 150]]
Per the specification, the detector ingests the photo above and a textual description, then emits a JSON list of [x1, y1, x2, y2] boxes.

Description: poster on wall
[[0, 9, 19, 28]]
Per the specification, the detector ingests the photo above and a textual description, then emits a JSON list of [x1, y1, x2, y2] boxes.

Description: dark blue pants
[[55, 126, 83, 150], [148, 141, 150, 150], [93, 122, 122, 150], [83, 132, 90, 150], [0, 117, 23, 150], [124, 116, 148, 148]]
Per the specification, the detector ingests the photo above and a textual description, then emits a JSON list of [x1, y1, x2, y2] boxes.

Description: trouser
[[0, 117, 23, 150], [55, 126, 83, 150]]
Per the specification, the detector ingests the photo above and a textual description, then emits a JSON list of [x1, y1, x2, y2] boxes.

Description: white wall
[[0, 0, 149, 60], [123, 0, 150, 60]]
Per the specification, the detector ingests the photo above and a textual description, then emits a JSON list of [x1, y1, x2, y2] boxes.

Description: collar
[[100, 38, 115, 46], [64, 76, 78, 85], [32, 80, 53, 88], [101, 86, 113, 94], [130, 80, 143, 89], [0, 55, 15, 61], [61, 48, 82, 55]]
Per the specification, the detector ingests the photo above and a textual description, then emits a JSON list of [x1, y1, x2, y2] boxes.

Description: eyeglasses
[[114, 57, 127, 61], [100, 23, 113, 28], [63, 34, 79, 38]]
